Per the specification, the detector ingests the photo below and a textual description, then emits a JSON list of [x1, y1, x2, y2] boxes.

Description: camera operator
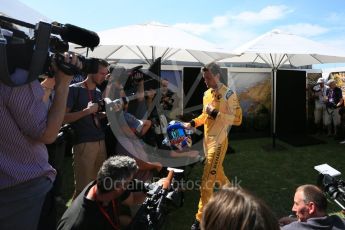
[[0, 51, 79, 230], [63, 59, 109, 199], [282, 184, 345, 230], [38, 77, 69, 229], [57, 155, 155, 230], [325, 79, 344, 138]]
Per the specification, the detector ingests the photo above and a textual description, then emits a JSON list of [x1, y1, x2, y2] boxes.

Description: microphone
[[0, 15, 99, 48], [52, 23, 100, 49]]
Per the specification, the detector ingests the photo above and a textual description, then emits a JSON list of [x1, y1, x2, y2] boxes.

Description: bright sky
[[5, 0, 345, 68]]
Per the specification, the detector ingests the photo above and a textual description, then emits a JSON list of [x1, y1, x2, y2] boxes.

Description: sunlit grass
[[58, 136, 345, 229]]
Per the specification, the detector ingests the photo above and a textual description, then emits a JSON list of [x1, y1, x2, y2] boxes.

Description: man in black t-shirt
[[57, 156, 147, 230]]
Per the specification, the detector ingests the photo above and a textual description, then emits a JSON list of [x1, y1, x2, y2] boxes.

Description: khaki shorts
[[324, 107, 341, 126], [73, 140, 107, 193]]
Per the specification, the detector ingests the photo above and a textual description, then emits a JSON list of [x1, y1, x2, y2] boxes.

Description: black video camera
[[0, 15, 100, 86], [315, 164, 345, 210], [54, 124, 78, 145], [129, 168, 184, 230], [326, 101, 338, 109]]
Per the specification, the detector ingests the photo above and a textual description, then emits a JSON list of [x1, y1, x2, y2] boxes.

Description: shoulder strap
[[69, 84, 81, 128], [27, 22, 51, 85], [0, 30, 11, 86], [72, 83, 82, 112], [0, 22, 51, 87]]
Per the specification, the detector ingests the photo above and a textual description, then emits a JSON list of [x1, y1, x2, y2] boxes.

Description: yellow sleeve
[[193, 111, 208, 127], [217, 92, 242, 126]]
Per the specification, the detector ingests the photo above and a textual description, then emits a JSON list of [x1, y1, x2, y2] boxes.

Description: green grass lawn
[[58, 136, 345, 229]]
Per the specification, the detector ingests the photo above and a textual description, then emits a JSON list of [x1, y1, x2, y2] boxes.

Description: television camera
[[129, 168, 184, 230], [315, 164, 345, 210], [0, 15, 100, 86]]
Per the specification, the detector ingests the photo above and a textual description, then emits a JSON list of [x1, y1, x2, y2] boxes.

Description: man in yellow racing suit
[[185, 62, 242, 230]]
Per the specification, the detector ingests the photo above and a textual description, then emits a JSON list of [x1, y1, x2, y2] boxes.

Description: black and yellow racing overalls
[[191, 83, 242, 221]]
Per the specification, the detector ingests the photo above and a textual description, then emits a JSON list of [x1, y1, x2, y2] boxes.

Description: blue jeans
[[0, 177, 52, 230]]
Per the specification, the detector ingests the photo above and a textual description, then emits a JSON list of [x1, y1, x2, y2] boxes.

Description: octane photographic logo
[[105, 61, 234, 168]]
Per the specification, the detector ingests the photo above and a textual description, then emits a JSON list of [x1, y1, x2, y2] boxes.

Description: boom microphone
[[0, 15, 99, 49], [52, 23, 100, 49]]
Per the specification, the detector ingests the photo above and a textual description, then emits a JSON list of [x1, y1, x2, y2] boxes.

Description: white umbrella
[[321, 67, 345, 79], [71, 23, 232, 65], [0, 0, 50, 24], [222, 30, 345, 147]]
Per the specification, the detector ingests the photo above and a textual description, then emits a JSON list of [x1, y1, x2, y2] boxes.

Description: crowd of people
[[312, 77, 345, 143], [0, 30, 203, 228], [1, 15, 345, 229]]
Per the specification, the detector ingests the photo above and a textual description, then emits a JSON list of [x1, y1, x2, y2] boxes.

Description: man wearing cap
[[183, 62, 242, 230], [324, 79, 344, 137], [312, 78, 327, 134]]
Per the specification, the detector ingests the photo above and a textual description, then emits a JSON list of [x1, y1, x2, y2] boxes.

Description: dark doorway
[[182, 67, 228, 114], [276, 69, 306, 135], [276, 69, 324, 146]]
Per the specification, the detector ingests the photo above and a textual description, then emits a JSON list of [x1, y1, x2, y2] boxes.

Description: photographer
[[125, 68, 148, 120], [159, 78, 180, 120], [324, 79, 344, 138], [282, 184, 345, 230], [63, 59, 109, 199], [114, 101, 162, 182], [57, 155, 152, 230], [104, 66, 162, 181], [0, 50, 79, 230]]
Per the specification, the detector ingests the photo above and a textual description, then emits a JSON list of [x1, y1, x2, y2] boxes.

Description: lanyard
[[91, 186, 120, 230], [97, 200, 120, 230], [84, 82, 101, 128], [84, 82, 94, 102]]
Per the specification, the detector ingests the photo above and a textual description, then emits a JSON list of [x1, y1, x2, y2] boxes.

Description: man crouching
[[58, 156, 147, 230]]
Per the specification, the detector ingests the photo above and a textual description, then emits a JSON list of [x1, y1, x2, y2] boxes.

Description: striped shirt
[[0, 80, 56, 189]]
